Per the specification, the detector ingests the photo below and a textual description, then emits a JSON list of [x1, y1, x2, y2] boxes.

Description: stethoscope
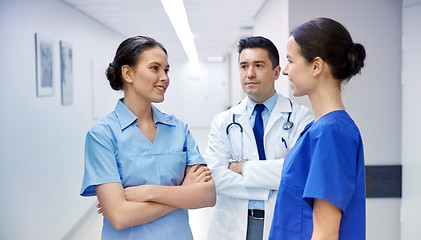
[[282, 98, 294, 130], [226, 99, 294, 162]]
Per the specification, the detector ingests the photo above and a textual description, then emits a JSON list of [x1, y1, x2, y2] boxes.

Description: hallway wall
[[401, 0, 421, 238], [0, 0, 123, 239]]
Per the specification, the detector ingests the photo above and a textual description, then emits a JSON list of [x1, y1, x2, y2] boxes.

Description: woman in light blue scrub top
[[80, 36, 216, 240], [269, 18, 367, 239]]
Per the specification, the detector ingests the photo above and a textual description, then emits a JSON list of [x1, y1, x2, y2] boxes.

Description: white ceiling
[[62, 0, 267, 62]]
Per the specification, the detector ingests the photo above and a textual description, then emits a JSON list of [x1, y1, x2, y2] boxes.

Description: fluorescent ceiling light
[[205, 56, 225, 62], [161, 0, 198, 62]]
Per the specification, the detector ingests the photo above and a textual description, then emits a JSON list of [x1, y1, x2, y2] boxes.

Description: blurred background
[[0, 0, 420, 239]]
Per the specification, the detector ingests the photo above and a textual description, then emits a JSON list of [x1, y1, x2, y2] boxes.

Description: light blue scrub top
[[245, 93, 277, 211], [269, 110, 366, 239], [80, 98, 205, 240]]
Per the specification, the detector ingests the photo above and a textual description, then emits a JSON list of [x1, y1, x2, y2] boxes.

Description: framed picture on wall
[[60, 40, 73, 105], [35, 33, 54, 97]]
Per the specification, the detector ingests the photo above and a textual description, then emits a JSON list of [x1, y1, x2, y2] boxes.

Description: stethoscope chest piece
[[282, 98, 294, 130], [283, 121, 294, 130]]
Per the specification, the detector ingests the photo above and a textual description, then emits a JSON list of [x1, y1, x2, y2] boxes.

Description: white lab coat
[[206, 94, 314, 240]]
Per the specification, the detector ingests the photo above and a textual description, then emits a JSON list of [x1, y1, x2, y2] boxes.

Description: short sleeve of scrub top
[[302, 116, 360, 211], [81, 122, 121, 196]]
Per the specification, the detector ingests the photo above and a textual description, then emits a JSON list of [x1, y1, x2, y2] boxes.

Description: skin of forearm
[[109, 201, 176, 230], [228, 162, 244, 174], [145, 180, 216, 209], [95, 183, 176, 230]]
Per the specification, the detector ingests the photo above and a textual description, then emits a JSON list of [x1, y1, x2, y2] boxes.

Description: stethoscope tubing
[[226, 99, 294, 161], [226, 114, 243, 135]]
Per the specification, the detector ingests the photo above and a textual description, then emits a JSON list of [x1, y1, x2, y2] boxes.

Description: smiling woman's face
[[283, 37, 314, 97], [126, 46, 170, 103]]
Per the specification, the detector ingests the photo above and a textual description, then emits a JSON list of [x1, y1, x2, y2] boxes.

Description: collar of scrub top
[[229, 92, 293, 117], [115, 98, 177, 131]]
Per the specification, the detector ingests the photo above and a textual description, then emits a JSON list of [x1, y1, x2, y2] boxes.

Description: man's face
[[238, 48, 280, 103]]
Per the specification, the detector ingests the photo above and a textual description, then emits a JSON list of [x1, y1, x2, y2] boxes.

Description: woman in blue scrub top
[[80, 36, 216, 240], [269, 18, 366, 239]]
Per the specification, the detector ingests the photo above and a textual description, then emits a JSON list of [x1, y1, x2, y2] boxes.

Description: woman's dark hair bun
[[105, 62, 123, 90], [105, 36, 167, 91], [291, 18, 366, 84], [348, 43, 366, 77]]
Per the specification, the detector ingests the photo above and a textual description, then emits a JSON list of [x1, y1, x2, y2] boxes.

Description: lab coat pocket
[[277, 182, 303, 233], [278, 137, 292, 158]]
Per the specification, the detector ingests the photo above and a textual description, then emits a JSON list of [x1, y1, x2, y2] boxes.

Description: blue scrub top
[[80, 98, 205, 240], [269, 110, 366, 240]]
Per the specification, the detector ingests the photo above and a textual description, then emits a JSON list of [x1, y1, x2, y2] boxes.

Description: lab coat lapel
[[235, 113, 255, 144], [265, 94, 292, 134]]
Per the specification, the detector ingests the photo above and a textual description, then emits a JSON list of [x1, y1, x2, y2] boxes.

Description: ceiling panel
[[63, 0, 266, 62]]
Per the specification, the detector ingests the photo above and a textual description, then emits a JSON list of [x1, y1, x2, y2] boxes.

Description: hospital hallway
[[1, 0, 420, 239]]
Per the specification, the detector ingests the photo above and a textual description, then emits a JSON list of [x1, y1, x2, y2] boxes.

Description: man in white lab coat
[[205, 36, 314, 240]]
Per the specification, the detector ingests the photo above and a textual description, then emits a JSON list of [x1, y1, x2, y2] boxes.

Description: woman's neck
[[123, 93, 153, 123], [124, 93, 157, 143], [309, 80, 345, 121]]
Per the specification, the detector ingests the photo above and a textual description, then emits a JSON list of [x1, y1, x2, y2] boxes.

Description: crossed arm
[[95, 164, 216, 230], [124, 164, 216, 209]]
